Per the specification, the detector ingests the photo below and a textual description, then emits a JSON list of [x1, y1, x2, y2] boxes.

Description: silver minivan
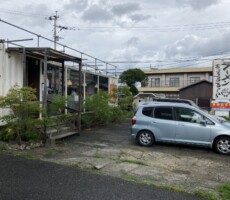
[[131, 102, 230, 154]]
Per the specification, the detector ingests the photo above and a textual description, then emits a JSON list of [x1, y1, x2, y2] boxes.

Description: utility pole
[[47, 11, 75, 50], [47, 11, 59, 49]]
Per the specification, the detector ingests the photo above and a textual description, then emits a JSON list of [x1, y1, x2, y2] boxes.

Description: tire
[[137, 130, 154, 147], [214, 136, 230, 155]]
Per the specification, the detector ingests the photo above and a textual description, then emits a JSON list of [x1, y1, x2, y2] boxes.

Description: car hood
[[221, 121, 230, 129]]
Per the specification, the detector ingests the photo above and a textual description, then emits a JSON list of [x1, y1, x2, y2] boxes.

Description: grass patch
[[93, 151, 105, 159], [57, 148, 65, 153], [219, 183, 230, 200], [119, 159, 148, 166], [0, 143, 8, 151], [45, 150, 54, 158], [193, 190, 219, 200], [158, 184, 187, 193], [16, 153, 34, 160]]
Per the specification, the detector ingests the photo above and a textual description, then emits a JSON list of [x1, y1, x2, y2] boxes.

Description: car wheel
[[214, 136, 230, 155], [137, 130, 154, 147]]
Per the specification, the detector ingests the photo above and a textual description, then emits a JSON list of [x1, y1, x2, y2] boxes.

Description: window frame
[[153, 106, 174, 121], [173, 107, 215, 125], [151, 78, 160, 87], [142, 106, 154, 118], [190, 77, 200, 84], [169, 77, 180, 87]]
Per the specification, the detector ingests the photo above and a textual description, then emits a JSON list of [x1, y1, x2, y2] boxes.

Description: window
[[142, 107, 153, 117], [170, 78, 179, 87], [151, 78, 160, 87], [154, 107, 173, 120], [190, 77, 200, 84], [175, 107, 203, 123]]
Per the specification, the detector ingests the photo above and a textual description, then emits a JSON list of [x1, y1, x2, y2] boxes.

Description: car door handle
[[178, 124, 185, 126], [152, 121, 157, 123]]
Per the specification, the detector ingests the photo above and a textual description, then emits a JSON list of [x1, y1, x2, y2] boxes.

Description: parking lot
[[16, 119, 230, 195]]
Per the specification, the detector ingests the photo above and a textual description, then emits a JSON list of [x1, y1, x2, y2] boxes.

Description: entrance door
[[27, 57, 40, 99]]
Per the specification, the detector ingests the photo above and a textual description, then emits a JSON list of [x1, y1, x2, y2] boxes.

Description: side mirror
[[200, 120, 207, 126]]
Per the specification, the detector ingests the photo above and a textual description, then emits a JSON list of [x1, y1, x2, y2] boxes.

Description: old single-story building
[[0, 42, 118, 129], [179, 80, 212, 110]]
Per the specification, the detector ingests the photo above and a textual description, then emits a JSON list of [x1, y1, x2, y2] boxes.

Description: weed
[[219, 183, 230, 200], [93, 150, 105, 159], [158, 185, 187, 193], [0, 143, 8, 151], [57, 148, 65, 153], [45, 150, 53, 158], [16, 153, 34, 160], [193, 190, 219, 200], [123, 175, 143, 183]]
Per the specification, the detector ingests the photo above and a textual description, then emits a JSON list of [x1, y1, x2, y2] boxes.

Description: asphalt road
[[0, 153, 207, 200]]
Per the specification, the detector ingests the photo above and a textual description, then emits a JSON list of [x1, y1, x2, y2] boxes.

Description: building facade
[[138, 67, 212, 98]]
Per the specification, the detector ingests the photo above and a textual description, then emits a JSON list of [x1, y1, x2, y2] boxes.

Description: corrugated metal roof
[[7, 47, 82, 63], [144, 67, 212, 74]]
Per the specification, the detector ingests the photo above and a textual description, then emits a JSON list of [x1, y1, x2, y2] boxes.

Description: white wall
[[0, 44, 23, 97], [0, 44, 24, 125]]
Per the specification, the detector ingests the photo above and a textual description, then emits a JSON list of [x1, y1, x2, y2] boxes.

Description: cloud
[[111, 3, 140, 16], [109, 47, 140, 61], [176, 0, 221, 10], [129, 14, 151, 23], [164, 31, 230, 58], [19, 4, 51, 28], [82, 5, 113, 22], [125, 37, 139, 46], [64, 0, 89, 12]]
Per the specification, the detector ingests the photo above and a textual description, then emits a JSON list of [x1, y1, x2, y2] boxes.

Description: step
[[50, 131, 79, 140]]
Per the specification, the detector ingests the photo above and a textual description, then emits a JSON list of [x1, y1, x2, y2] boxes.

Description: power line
[[46, 11, 75, 49], [2, 8, 230, 32], [0, 8, 49, 18]]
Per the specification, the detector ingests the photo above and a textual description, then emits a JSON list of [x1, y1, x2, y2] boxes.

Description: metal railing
[[147, 80, 204, 88]]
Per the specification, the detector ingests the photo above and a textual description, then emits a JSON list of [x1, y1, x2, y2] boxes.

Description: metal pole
[[54, 11, 58, 50], [37, 35, 40, 47], [22, 48, 27, 87], [106, 63, 108, 75], [43, 48, 48, 113], [78, 61, 82, 134], [62, 61, 65, 95]]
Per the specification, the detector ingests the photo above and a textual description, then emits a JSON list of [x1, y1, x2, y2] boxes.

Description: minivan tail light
[[132, 117, 136, 125]]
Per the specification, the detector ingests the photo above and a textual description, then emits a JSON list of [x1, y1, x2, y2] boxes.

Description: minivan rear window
[[154, 107, 173, 120]]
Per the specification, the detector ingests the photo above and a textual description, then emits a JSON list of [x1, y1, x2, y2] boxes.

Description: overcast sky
[[1, 0, 230, 74]]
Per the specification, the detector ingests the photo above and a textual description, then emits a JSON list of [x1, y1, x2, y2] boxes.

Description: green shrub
[[0, 85, 41, 143], [0, 126, 16, 141], [81, 91, 133, 128], [83, 91, 113, 126]]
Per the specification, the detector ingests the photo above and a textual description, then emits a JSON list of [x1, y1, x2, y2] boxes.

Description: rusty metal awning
[[6, 47, 82, 63]]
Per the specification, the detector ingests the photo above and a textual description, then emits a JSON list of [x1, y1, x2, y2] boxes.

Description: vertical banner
[[213, 60, 230, 100]]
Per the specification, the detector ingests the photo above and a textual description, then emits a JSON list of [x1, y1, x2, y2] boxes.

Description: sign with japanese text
[[213, 60, 230, 100], [211, 101, 230, 111]]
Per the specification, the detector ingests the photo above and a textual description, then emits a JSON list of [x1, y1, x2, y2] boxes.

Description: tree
[[119, 68, 146, 95]]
